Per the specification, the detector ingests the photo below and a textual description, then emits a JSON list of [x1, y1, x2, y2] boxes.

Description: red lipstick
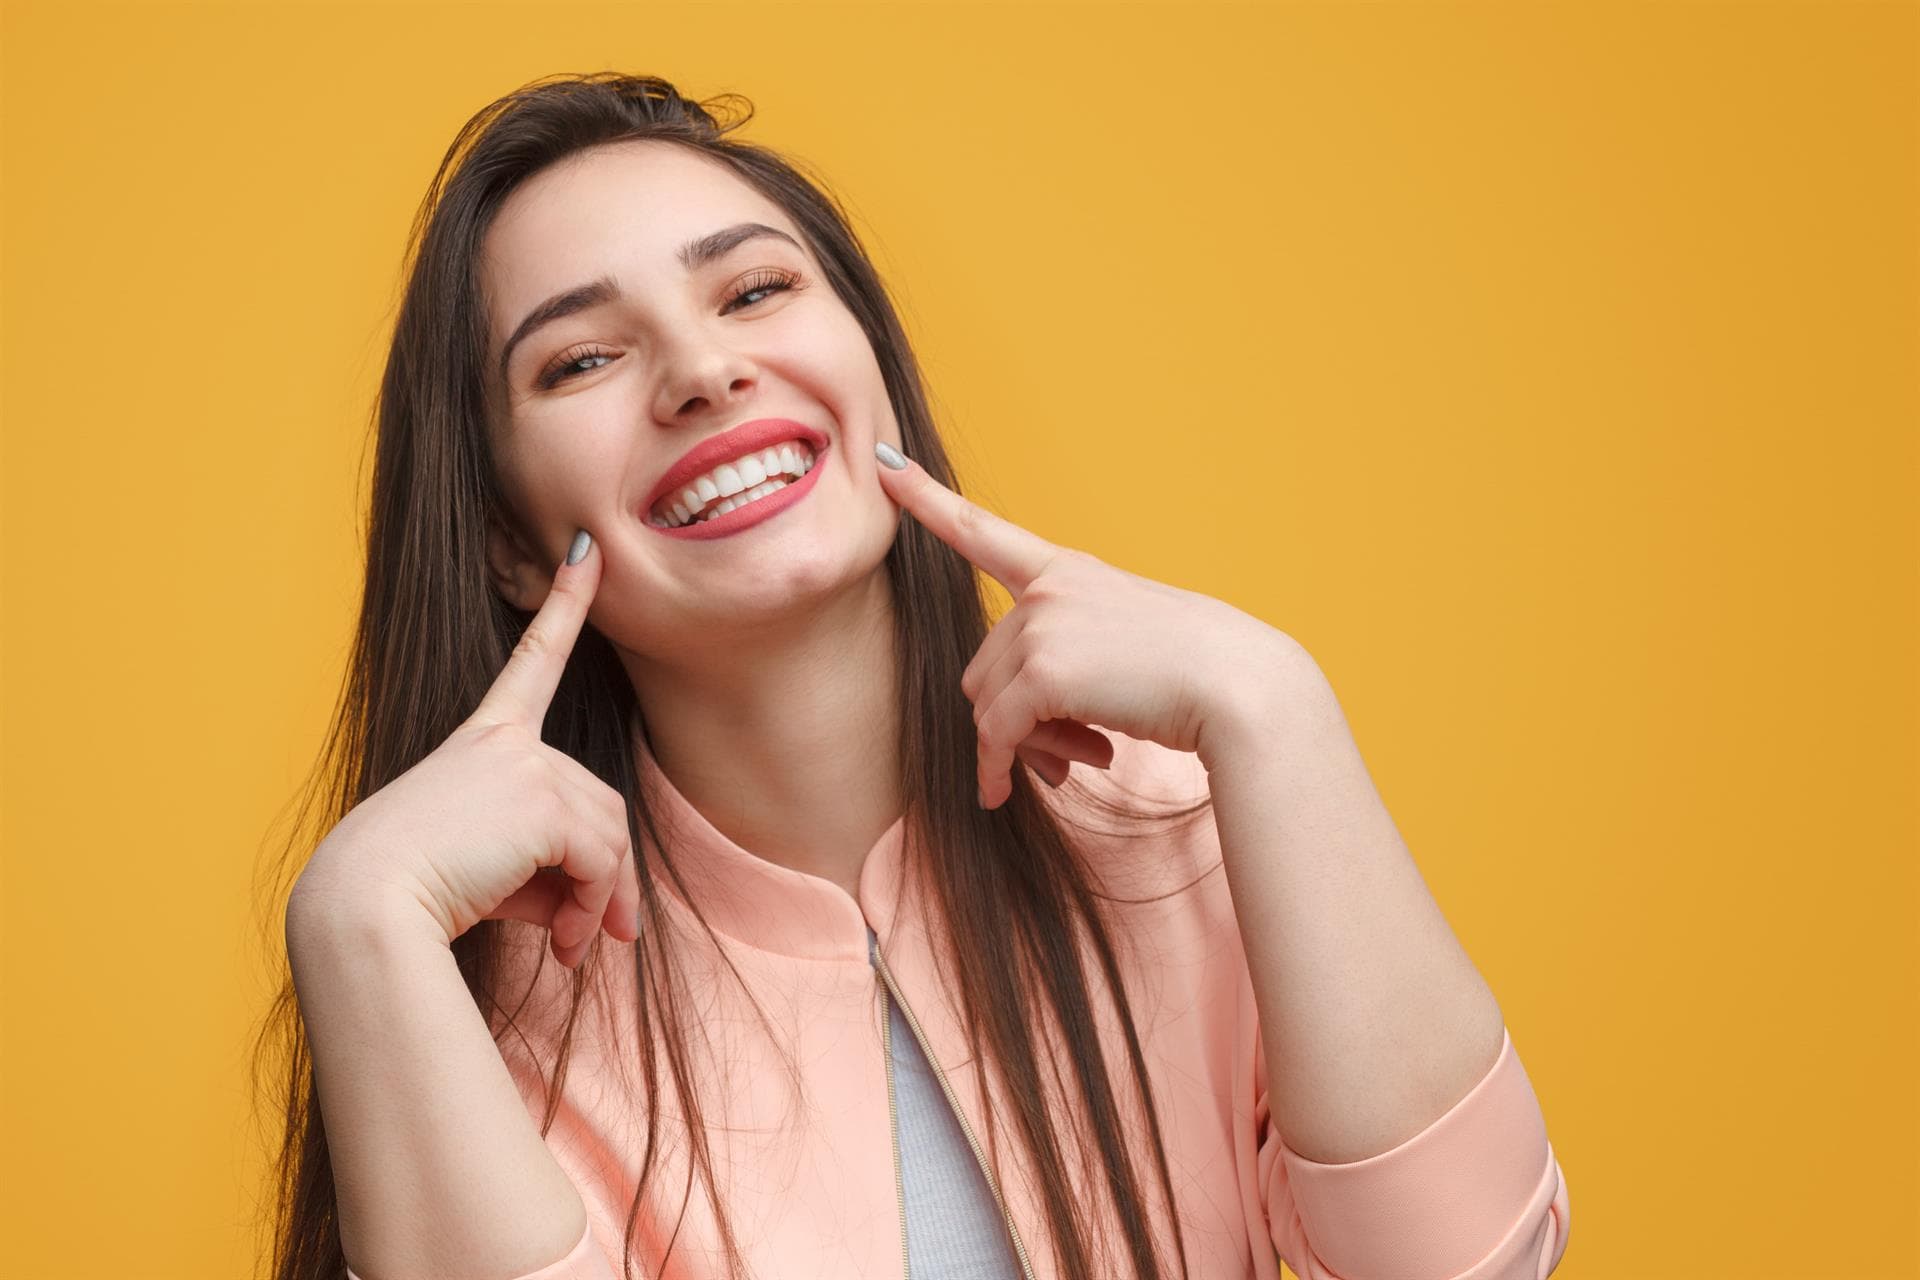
[[643, 418, 830, 516]]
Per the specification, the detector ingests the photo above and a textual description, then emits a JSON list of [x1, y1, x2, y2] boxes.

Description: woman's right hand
[[301, 530, 640, 969]]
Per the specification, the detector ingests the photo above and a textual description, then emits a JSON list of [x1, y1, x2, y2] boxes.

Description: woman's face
[[478, 140, 904, 657]]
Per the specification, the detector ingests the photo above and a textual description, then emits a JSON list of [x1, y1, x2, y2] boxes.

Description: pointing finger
[[472, 528, 602, 728], [873, 442, 1059, 598]]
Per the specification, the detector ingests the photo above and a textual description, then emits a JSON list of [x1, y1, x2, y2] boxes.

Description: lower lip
[[646, 444, 831, 540]]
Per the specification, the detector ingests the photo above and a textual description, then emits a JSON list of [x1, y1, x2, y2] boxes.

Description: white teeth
[[699, 478, 789, 522], [651, 439, 817, 527]]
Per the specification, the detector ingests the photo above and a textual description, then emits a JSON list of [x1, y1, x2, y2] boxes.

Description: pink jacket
[[353, 731, 1570, 1280]]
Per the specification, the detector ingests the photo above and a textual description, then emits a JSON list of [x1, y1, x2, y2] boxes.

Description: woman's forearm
[[1199, 643, 1508, 1166], [285, 869, 589, 1280]]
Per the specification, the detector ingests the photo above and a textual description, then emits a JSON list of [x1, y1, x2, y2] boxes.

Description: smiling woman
[[260, 71, 1568, 1280]]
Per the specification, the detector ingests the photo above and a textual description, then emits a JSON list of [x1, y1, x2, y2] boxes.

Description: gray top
[[870, 926, 1023, 1278]]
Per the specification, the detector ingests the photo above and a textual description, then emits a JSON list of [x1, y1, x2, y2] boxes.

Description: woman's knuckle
[[512, 623, 554, 663], [536, 785, 570, 833], [1018, 660, 1057, 701], [956, 498, 991, 537]]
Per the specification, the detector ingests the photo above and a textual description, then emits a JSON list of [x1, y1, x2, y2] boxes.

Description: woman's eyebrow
[[678, 221, 802, 271], [497, 222, 805, 380]]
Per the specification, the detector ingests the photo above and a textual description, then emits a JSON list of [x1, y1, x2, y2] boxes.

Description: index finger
[[876, 445, 1059, 596], [472, 528, 602, 727]]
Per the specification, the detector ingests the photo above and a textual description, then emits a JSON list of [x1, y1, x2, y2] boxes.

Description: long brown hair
[[251, 72, 1216, 1280]]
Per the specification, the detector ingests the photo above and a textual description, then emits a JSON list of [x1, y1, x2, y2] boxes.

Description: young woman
[[262, 73, 1570, 1280]]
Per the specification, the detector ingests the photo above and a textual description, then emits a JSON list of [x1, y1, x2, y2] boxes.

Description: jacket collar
[[633, 719, 911, 965]]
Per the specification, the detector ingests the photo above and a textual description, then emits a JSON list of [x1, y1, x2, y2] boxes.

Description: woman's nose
[[653, 333, 757, 422]]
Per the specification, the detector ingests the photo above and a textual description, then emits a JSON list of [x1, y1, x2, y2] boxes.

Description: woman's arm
[[285, 871, 604, 1280], [1199, 639, 1509, 1166]]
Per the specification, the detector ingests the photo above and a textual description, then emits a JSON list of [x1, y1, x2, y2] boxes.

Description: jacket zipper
[[869, 928, 1038, 1280], [873, 930, 912, 1278]]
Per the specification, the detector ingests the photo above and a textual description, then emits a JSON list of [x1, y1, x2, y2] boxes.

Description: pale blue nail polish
[[566, 529, 591, 565], [875, 441, 907, 470]]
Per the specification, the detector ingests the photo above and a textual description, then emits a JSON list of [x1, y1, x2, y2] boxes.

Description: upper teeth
[[650, 440, 816, 528]]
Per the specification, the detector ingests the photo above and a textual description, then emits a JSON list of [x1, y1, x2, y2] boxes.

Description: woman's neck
[[620, 570, 903, 903]]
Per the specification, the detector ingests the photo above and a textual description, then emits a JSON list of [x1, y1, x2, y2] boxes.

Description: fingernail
[[565, 529, 591, 565], [875, 441, 908, 470]]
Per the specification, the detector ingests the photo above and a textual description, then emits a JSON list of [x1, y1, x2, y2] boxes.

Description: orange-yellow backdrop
[[1, 2, 1913, 1277]]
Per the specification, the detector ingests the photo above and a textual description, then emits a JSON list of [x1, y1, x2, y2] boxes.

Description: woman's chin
[[660, 544, 885, 619]]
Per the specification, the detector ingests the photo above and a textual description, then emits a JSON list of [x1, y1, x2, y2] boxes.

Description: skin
[[478, 139, 910, 902], [873, 454, 1508, 1166], [477, 139, 1508, 1166]]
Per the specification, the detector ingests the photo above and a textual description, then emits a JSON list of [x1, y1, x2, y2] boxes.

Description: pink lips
[[643, 416, 832, 540], [650, 443, 827, 539], [643, 417, 830, 519]]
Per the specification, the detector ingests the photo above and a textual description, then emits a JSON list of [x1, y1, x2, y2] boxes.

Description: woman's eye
[[722, 267, 805, 314], [536, 347, 615, 389]]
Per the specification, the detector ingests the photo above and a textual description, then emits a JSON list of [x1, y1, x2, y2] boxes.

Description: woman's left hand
[[874, 443, 1302, 809]]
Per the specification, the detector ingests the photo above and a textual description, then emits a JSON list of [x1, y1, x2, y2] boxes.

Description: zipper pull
[[867, 925, 879, 968]]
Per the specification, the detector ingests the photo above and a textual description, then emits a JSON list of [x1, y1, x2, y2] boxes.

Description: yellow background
[[2, 2, 1914, 1276]]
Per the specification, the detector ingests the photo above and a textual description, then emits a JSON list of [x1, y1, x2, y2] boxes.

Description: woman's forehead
[[485, 142, 795, 283]]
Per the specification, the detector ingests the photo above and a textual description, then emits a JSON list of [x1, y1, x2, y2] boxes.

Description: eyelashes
[[721, 267, 805, 315], [532, 266, 808, 390]]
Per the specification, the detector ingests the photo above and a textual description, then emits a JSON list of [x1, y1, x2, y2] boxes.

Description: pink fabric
[[347, 731, 1569, 1280]]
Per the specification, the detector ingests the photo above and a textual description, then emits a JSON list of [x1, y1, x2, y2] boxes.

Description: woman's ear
[[484, 511, 546, 612]]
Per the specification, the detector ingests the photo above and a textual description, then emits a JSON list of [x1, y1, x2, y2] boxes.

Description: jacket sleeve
[[1258, 1023, 1572, 1279], [1106, 732, 1572, 1277]]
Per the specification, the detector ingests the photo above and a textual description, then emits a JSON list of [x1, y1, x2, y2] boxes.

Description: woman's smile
[[644, 438, 830, 540]]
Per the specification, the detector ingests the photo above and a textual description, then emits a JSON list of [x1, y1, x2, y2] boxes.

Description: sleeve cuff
[[1272, 1026, 1572, 1279]]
